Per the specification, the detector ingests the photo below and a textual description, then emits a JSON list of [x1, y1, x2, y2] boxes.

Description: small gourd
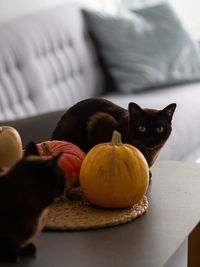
[[80, 130, 149, 208], [0, 126, 23, 170]]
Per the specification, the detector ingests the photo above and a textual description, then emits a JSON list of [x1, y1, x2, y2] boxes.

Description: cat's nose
[[146, 140, 158, 149], [147, 144, 155, 149]]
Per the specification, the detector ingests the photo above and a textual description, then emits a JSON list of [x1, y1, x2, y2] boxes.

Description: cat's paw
[[149, 170, 152, 183], [19, 243, 36, 257], [10, 255, 20, 263], [0, 240, 20, 263], [3, 249, 20, 263]]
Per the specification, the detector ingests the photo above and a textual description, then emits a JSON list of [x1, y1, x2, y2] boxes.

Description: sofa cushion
[[83, 3, 200, 94], [0, 25, 38, 121], [0, 3, 105, 121]]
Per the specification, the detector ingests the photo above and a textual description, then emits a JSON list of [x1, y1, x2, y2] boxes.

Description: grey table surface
[[1, 160, 200, 267]]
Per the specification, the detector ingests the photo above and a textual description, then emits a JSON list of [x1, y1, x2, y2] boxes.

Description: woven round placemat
[[44, 188, 148, 231]]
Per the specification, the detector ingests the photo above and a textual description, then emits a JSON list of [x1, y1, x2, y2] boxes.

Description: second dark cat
[[0, 142, 65, 262], [52, 98, 176, 167]]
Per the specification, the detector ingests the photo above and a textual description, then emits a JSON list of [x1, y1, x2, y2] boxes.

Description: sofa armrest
[[1, 110, 65, 147]]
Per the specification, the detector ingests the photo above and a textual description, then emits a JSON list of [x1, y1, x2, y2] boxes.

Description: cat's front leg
[[0, 240, 20, 263], [149, 170, 152, 183], [4, 249, 20, 263], [6, 250, 20, 263], [19, 242, 36, 257]]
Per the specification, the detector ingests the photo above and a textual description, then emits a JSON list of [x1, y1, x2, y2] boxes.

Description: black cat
[[52, 98, 176, 167], [0, 142, 65, 262]]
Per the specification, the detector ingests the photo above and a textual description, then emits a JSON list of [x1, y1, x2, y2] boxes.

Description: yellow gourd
[[0, 126, 23, 170], [80, 130, 149, 208]]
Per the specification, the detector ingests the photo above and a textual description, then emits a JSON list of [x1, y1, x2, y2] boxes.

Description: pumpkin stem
[[41, 142, 52, 155], [110, 131, 122, 146]]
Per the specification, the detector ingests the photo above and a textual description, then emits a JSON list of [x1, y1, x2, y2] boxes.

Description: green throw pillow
[[83, 3, 200, 93]]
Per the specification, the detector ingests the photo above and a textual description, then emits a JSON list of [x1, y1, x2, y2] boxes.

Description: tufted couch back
[[0, 3, 105, 121]]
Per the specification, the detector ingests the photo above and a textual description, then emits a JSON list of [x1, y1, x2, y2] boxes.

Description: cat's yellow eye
[[157, 126, 164, 133], [139, 125, 146, 132]]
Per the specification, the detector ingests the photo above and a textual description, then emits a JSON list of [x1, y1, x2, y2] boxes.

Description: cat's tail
[[87, 112, 119, 146]]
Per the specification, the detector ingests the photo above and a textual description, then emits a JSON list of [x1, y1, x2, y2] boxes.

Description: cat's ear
[[161, 103, 176, 121], [128, 103, 143, 117], [24, 141, 39, 156]]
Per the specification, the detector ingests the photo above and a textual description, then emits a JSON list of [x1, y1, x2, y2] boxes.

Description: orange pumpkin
[[0, 126, 22, 170], [80, 131, 149, 208], [36, 140, 85, 189]]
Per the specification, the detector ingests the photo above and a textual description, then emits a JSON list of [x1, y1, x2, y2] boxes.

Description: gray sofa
[[1, 2, 200, 163]]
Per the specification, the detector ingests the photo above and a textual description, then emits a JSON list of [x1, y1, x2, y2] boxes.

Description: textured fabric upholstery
[[0, 3, 105, 120], [0, 25, 37, 120]]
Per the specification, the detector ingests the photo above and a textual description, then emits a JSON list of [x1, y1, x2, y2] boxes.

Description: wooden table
[[1, 161, 200, 267]]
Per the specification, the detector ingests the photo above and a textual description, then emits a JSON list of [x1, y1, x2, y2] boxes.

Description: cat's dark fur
[[52, 98, 176, 167], [0, 142, 65, 262]]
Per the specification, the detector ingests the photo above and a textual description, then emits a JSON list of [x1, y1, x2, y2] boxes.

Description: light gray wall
[[0, 0, 70, 22], [0, 0, 120, 23]]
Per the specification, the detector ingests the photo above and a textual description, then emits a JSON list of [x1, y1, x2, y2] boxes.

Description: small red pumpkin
[[36, 140, 85, 189]]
